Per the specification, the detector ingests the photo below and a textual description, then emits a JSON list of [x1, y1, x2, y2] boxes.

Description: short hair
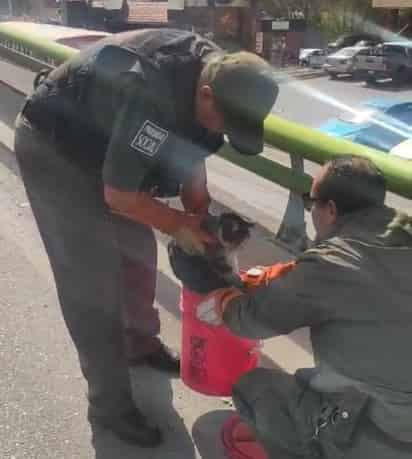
[[316, 156, 386, 215]]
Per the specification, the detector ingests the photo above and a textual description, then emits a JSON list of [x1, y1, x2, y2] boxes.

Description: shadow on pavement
[[91, 367, 196, 459], [259, 353, 283, 371], [0, 141, 21, 177], [363, 81, 412, 92], [192, 409, 234, 459], [0, 83, 23, 130]]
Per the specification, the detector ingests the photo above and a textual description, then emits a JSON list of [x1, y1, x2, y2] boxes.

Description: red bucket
[[180, 288, 259, 396], [221, 415, 268, 459]]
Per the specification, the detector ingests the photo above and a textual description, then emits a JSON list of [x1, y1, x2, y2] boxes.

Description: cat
[[202, 212, 254, 289]]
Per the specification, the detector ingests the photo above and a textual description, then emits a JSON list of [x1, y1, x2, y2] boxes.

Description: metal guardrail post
[[264, 114, 412, 200], [276, 153, 308, 252]]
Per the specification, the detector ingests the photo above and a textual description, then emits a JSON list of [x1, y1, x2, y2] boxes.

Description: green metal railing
[[1, 21, 411, 199], [0, 21, 73, 70], [0, 21, 411, 249], [265, 114, 412, 199]]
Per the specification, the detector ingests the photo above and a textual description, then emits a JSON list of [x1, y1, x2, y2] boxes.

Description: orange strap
[[218, 288, 244, 317]]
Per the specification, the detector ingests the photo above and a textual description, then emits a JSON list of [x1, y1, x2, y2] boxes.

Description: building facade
[[373, 0, 412, 7]]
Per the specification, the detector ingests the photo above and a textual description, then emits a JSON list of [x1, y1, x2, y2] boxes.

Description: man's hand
[[172, 215, 216, 256]]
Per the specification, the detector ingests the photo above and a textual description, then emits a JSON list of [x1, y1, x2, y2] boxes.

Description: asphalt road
[[275, 74, 412, 127]]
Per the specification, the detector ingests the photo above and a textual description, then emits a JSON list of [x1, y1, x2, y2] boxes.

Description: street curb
[[0, 77, 26, 97], [294, 71, 324, 80], [275, 70, 325, 81]]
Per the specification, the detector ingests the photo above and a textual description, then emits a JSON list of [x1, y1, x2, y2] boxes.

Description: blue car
[[319, 98, 412, 156]]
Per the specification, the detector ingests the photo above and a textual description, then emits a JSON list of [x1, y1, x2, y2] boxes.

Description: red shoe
[[221, 415, 268, 459]]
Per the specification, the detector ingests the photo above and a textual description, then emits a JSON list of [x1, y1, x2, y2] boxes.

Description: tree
[[260, 0, 379, 37]]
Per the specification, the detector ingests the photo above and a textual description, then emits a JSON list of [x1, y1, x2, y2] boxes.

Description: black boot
[[144, 344, 180, 374], [129, 344, 180, 374], [89, 409, 162, 447]]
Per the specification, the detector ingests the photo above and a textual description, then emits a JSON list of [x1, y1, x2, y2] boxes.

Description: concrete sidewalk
[[272, 65, 325, 81]]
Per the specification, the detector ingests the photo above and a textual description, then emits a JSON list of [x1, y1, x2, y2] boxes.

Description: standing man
[[14, 28, 278, 446], [201, 156, 412, 458]]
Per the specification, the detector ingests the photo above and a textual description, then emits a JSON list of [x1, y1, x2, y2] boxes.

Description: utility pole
[[7, 0, 13, 16]]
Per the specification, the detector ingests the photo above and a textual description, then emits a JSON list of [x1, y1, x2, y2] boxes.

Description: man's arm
[[222, 247, 357, 339], [105, 186, 189, 234], [180, 160, 211, 215], [102, 79, 216, 251]]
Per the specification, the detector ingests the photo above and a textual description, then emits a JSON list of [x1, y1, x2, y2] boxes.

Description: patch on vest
[[130, 120, 168, 157]]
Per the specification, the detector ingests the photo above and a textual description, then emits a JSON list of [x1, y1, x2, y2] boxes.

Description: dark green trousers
[[233, 368, 412, 459]]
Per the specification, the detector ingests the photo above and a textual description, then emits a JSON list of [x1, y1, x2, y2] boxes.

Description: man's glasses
[[302, 193, 323, 211]]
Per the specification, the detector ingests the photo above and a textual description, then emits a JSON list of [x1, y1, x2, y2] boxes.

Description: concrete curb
[[275, 69, 325, 81], [0, 76, 26, 96]]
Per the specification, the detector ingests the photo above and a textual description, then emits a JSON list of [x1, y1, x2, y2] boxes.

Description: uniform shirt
[[26, 29, 224, 197]]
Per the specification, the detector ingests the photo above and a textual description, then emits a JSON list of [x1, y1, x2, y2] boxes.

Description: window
[[383, 45, 407, 57], [357, 49, 372, 56]]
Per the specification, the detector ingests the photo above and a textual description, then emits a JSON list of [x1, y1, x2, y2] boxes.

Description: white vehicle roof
[[299, 48, 321, 58], [331, 46, 370, 57], [300, 48, 321, 53]]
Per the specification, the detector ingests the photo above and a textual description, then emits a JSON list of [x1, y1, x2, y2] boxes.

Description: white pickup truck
[[355, 42, 412, 85]]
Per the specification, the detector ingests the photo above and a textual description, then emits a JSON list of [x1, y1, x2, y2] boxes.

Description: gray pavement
[[274, 74, 412, 127]]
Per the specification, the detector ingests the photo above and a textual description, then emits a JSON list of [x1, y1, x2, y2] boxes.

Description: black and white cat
[[168, 212, 254, 293], [202, 212, 254, 289]]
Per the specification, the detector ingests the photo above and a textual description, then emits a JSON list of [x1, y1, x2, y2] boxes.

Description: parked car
[[319, 98, 412, 156], [327, 33, 381, 53], [356, 42, 412, 86], [307, 49, 328, 68], [299, 48, 327, 67], [323, 46, 371, 78]]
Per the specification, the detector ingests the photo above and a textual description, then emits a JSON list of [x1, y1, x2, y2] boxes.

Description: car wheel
[[329, 72, 338, 79], [365, 76, 376, 85], [392, 68, 407, 86], [352, 70, 361, 80]]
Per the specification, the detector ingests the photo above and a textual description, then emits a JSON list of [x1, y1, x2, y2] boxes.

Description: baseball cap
[[207, 51, 279, 156]]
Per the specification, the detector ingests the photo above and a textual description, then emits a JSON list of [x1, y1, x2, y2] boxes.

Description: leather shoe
[[130, 344, 180, 374], [89, 409, 162, 447]]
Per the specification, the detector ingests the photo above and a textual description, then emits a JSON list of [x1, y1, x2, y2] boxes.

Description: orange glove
[[196, 287, 243, 325], [241, 262, 296, 290]]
